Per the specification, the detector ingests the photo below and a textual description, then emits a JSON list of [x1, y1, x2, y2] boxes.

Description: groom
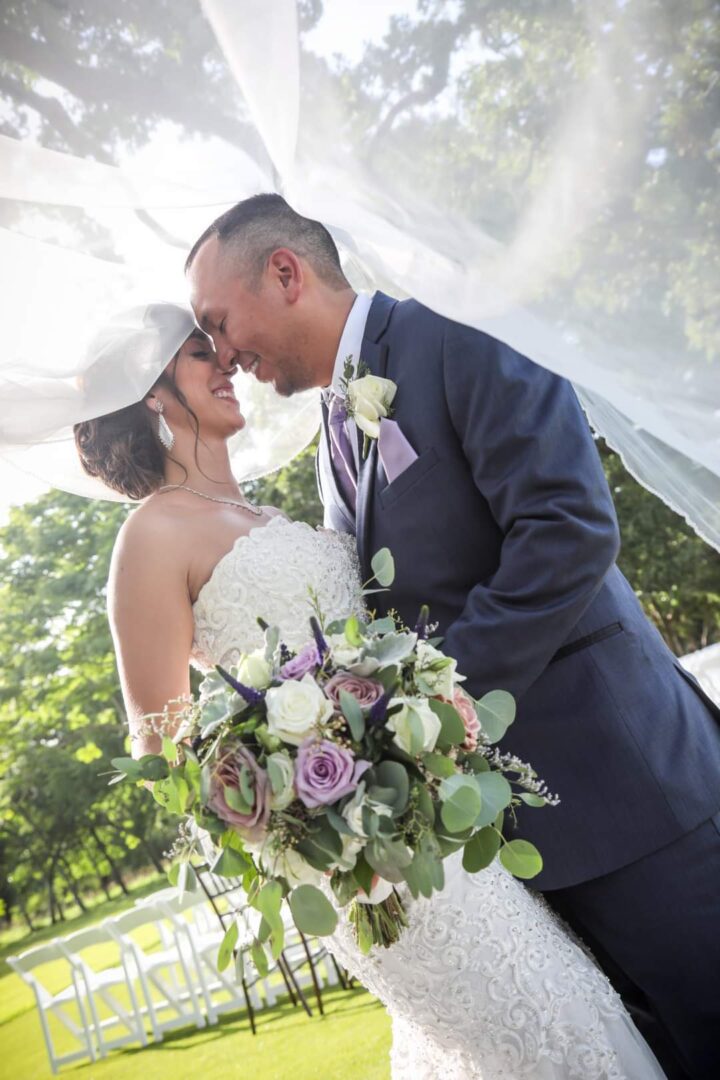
[[187, 194, 720, 1078]]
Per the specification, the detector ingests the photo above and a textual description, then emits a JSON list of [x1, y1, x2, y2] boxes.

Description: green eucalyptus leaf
[[339, 689, 365, 741], [474, 772, 513, 827], [475, 690, 516, 744], [439, 775, 483, 833], [371, 547, 395, 587], [251, 940, 269, 977], [364, 838, 412, 882], [372, 761, 409, 813], [352, 854, 374, 896], [288, 884, 339, 936], [210, 844, 251, 878], [217, 919, 239, 972], [238, 765, 255, 806], [324, 805, 356, 837], [520, 792, 547, 807], [429, 698, 466, 750], [499, 839, 543, 879], [266, 757, 287, 796], [224, 784, 253, 814], [375, 664, 400, 692], [110, 756, 142, 780], [462, 826, 501, 873], [422, 751, 457, 779], [367, 616, 396, 634], [161, 736, 178, 763], [412, 782, 436, 823]]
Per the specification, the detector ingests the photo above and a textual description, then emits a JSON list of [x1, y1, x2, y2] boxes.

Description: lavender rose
[[280, 642, 321, 680], [295, 738, 370, 809], [325, 672, 384, 710], [207, 743, 270, 843]]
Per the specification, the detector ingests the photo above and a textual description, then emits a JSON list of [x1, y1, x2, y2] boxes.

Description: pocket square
[[378, 417, 418, 484]]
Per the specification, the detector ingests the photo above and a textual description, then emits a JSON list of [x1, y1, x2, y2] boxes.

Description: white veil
[[0, 0, 718, 545]]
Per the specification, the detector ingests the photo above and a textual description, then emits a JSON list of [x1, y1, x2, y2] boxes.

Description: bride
[[74, 303, 665, 1079]]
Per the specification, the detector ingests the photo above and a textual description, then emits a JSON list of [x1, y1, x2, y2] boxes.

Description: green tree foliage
[[0, 492, 172, 929], [599, 441, 720, 654]]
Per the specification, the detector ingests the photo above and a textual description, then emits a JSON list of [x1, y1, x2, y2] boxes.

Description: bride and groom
[[79, 193, 719, 1077]]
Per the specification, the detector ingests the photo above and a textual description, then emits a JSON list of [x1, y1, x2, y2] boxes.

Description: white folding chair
[[56, 923, 150, 1058], [103, 902, 208, 1040], [8, 939, 102, 1074]]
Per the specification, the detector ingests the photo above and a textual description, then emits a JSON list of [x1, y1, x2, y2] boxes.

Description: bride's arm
[[108, 512, 194, 757]]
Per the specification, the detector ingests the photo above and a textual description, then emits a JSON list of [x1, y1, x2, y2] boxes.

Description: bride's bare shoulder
[[110, 495, 189, 579]]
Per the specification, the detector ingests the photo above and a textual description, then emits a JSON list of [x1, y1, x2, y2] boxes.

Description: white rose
[[236, 649, 273, 690], [415, 640, 458, 700], [342, 785, 368, 837], [342, 782, 393, 839], [327, 634, 362, 669], [266, 751, 295, 810], [265, 673, 333, 746], [386, 696, 442, 756], [327, 634, 381, 676], [333, 834, 364, 872], [347, 374, 397, 440], [247, 836, 322, 887]]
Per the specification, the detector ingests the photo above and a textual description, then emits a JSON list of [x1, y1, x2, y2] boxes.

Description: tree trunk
[[16, 894, 36, 933], [58, 855, 88, 913], [47, 858, 66, 923], [89, 826, 129, 895], [86, 849, 113, 901]]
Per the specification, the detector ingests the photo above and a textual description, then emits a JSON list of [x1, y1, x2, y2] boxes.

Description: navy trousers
[[543, 812, 720, 1079]]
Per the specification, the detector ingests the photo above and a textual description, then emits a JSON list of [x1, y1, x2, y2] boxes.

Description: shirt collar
[[326, 292, 373, 400]]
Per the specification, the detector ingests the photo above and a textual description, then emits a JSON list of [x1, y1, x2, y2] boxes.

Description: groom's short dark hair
[[185, 193, 349, 290]]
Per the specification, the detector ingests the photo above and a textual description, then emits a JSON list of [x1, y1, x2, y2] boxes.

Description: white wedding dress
[[191, 516, 665, 1080]]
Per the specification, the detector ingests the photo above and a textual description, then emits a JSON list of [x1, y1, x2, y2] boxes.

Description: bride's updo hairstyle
[[74, 303, 200, 501]]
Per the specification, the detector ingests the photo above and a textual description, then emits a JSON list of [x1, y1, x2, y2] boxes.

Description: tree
[[0, 492, 172, 926]]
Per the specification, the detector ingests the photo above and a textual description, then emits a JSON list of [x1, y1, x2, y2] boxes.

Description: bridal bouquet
[[111, 550, 555, 965]]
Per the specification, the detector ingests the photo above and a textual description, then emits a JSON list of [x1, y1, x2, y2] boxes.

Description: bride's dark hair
[[74, 352, 200, 501]]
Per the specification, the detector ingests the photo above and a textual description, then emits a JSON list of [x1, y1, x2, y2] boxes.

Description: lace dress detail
[[191, 516, 364, 670], [190, 518, 664, 1080]]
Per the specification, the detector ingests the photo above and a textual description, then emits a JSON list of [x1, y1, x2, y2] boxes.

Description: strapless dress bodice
[[190, 515, 363, 671]]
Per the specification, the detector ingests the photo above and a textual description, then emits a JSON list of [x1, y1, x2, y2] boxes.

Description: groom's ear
[[267, 248, 303, 303]]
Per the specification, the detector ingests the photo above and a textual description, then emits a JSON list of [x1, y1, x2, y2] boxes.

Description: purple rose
[[325, 672, 384, 710], [280, 642, 321, 680], [207, 743, 270, 843], [295, 738, 370, 809]]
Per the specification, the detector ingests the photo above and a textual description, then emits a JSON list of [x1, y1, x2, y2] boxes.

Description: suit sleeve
[[440, 322, 620, 701]]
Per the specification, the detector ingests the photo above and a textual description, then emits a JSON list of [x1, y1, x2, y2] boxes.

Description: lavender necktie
[[327, 392, 357, 511]]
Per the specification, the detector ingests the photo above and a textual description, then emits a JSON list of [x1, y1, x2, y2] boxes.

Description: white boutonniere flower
[[341, 356, 397, 457]]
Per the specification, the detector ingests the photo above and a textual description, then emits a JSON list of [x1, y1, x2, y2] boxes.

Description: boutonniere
[[340, 356, 397, 457]]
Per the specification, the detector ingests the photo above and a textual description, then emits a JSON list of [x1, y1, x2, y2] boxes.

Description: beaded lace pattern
[[190, 516, 662, 1080]]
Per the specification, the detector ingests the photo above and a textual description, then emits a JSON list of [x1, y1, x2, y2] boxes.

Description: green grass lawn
[[0, 881, 392, 1080]]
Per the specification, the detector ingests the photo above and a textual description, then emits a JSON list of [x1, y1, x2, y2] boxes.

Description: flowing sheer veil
[[0, 1, 718, 545]]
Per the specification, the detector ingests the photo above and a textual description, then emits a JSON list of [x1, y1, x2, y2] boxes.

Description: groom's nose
[[216, 344, 239, 372]]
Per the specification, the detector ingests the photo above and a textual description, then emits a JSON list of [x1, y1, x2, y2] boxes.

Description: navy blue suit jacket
[[318, 292, 720, 889]]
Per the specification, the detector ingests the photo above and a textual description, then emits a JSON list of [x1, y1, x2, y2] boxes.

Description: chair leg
[[300, 934, 325, 1016], [240, 975, 257, 1035], [279, 953, 313, 1017], [276, 953, 298, 1007], [330, 955, 350, 990]]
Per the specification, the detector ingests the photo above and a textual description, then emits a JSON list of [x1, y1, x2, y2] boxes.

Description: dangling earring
[[154, 400, 175, 451]]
